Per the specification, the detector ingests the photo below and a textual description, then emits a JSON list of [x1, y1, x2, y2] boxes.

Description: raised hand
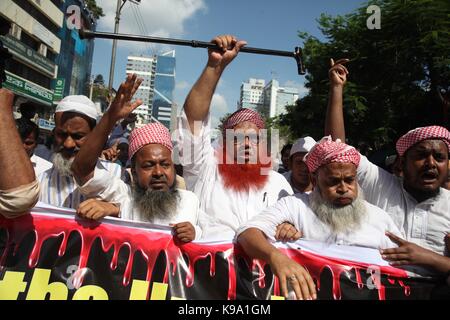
[[101, 141, 119, 162], [207, 35, 247, 69], [108, 74, 143, 121], [329, 58, 349, 87]]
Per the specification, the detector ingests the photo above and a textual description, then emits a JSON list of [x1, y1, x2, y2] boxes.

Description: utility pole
[[107, 0, 141, 93], [89, 75, 94, 100], [107, 0, 122, 93]]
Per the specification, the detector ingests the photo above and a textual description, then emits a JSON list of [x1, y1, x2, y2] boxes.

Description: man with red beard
[[176, 35, 293, 240]]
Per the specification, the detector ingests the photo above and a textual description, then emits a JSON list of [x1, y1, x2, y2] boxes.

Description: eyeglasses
[[233, 133, 260, 145]]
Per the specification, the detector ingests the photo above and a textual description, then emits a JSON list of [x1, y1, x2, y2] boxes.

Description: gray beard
[[51, 152, 74, 177], [132, 183, 180, 223], [309, 186, 367, 234]]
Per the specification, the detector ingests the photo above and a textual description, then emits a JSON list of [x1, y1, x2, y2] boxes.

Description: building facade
[[239, 78, 265, 110], [126, 54, 156, 124], [55, 0, 97, 101], [1, 0, 63, 120], [0, 0, 97, 124], [239, 78, 299, 118], [126, 50, 176, 129]]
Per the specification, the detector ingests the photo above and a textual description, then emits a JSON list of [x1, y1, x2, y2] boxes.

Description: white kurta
[[38, 159, 123, 209], [237, 193, 403, 250], [78, 165, 203, 240], [176, 110, 293, 240], [31, 154, 53, 177], [357, 155, 450, 255]]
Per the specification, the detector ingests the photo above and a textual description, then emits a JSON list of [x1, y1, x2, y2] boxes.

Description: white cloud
[[210, 93, 230, 129], [283, 80, 309, 97], [175, 80, 190, 91], [96, 0, 206, 51], [174, 80, 191, 108], [211, 93, 228, 115]]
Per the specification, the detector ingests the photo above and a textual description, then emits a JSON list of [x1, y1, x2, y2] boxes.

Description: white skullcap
[[55, 95, 98, 121], [290, 136, 316, 157]]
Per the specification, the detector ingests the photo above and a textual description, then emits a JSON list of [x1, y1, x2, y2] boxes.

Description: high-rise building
[[126, 54, 156, 124], [264, 79, 299, 118], [126, 50, 176, 129], [152, 50, 176, 129], [0, 0, 98, 124], [239, 78, 265, 110], [55, 0, 97, 100], [239, 78, 299, 118]]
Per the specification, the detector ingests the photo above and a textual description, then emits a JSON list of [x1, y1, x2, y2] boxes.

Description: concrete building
[[126, 50, 176, 129], [126, 54, 156, 124], [1, 0, 63, 120], [239, 78, 299, 118], [55, 0, 97, 100], [0, 0, 97, 126], [239, 78, 265, 110], [264, 79, 299, 118]]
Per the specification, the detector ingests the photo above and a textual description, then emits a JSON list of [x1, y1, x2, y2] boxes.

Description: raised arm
[[324, 58, 349, 141], [184, 35, 246, 135], [0, 89, 39, 217], [71, 74, 142, 185], [0, 89, 35, 188]]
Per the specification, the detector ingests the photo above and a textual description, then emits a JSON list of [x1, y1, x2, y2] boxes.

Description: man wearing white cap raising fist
[[37, 94, 123, 209]]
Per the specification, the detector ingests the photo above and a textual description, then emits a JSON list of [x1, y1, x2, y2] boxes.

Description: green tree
[[280, 0, 450, 152], [85, 0, 105, 19]]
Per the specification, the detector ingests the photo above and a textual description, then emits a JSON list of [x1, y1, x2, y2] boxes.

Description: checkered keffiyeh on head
[[223, 108, 265, 131], [396, 126, 450, 156], [128, 122, 173, 160], [305, 136, 360, 174]]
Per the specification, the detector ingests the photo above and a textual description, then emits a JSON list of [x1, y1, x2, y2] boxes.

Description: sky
[[91, 0, 367, 128]]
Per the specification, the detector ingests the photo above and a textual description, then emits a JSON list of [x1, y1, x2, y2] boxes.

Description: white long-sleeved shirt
[[31, 154, 53, 177], [38, 159, 123, 209], [176, 110, 293, 240], [237, 193, 403, 250], [357, 155, 450, 255], [78, 165, 203, 240]]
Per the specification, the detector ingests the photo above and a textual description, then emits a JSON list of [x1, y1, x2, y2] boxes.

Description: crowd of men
[[1, 35, 449, 300]]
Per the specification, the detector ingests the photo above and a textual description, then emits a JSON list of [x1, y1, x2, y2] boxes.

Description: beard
[[131, 182, 180, 223], [309, 186, 367, 234], [217, 146, 271, 192], [51, 152, 74, 177]]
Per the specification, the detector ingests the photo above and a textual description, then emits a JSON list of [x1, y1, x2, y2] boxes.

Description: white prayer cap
[[290, 136, 316, 157], [55, 95, 98, 121]]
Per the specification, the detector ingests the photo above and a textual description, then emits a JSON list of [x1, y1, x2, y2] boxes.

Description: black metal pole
[[79, 29, 306, 75]]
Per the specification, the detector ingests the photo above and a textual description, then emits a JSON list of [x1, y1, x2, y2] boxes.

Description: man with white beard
[[237, 137, 403, 300], [71, 74, 202, 242], [38, 95, 123, 209]]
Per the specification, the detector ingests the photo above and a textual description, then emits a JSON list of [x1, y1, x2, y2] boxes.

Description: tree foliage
[[85, 0, 105, 19], [279, 0, 450, 151]]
